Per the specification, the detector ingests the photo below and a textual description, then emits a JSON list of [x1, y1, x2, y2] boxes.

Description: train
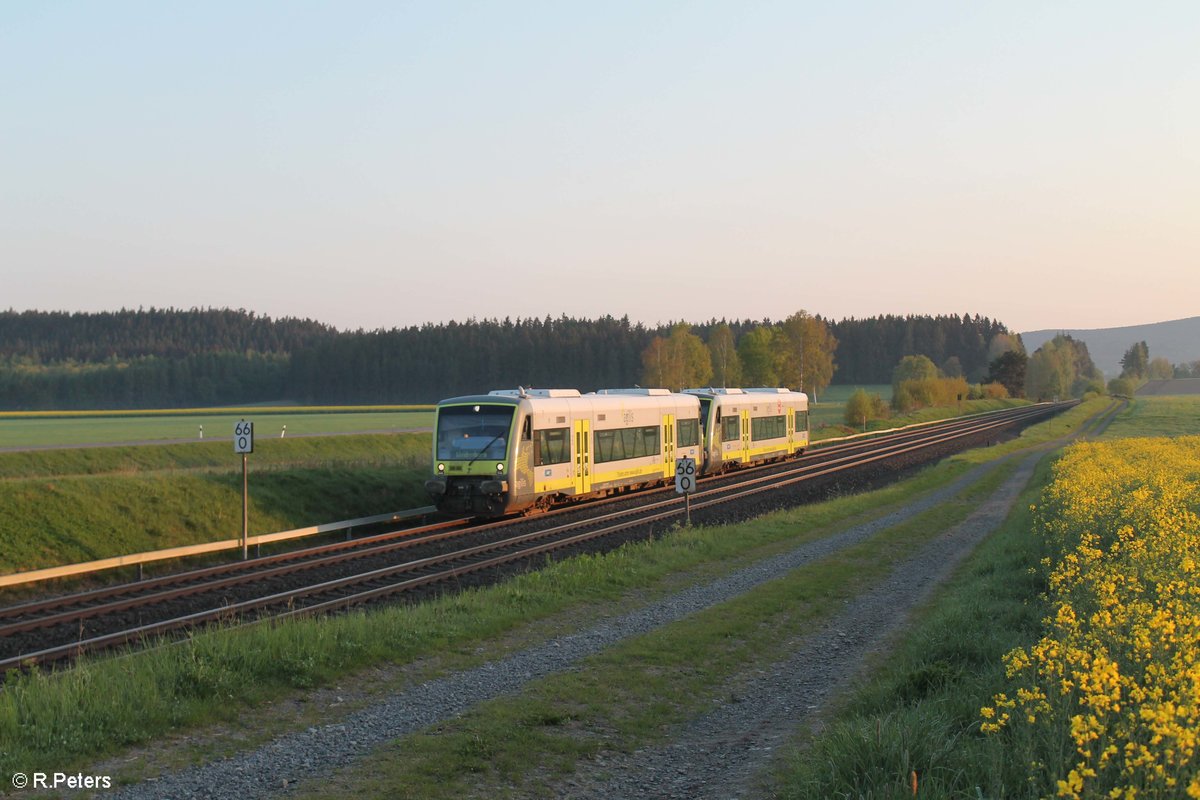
[[423, 386, 809, 517]]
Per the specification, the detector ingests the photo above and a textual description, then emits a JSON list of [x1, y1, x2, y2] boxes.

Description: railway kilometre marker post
[[676, 456, 696, 526], [234, 419, 254, 559]]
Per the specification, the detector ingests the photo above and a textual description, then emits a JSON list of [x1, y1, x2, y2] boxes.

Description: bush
[[891, 376, 970, 411], [844, 389, 889, 429], [1107, 377, 1135, 397]]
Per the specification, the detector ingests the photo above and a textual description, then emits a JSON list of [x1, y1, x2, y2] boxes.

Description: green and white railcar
[[425, 388, 701, 517], [682, 387, 809, 473]]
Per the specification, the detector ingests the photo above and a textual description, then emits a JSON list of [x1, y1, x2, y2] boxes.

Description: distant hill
[[1021, 317, 1200, 377]]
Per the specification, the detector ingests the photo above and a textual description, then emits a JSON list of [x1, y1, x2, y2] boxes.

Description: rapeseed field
[[982, 437, 1200, 798]]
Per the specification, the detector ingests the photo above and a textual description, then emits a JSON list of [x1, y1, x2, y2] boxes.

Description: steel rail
[[0, 507, 441, 590], [0, 518, 471, 626], [0, 519, 481, 637]]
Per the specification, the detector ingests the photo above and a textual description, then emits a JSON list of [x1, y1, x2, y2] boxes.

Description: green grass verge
[[0, 451, 1002, 780], [0, 434, 432, 575], [0, 431, 432, 479], [0, 409, 432, 449], [770, 454, 1055, 799], [1100, 395, 1200, 439]]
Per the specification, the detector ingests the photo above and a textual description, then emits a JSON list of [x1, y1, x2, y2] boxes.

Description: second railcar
[[682, 387, 809, 473]]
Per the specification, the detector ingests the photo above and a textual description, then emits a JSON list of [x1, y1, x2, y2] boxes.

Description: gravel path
[[106, 455, 1016, 800], [555, 449, 1046, 800]]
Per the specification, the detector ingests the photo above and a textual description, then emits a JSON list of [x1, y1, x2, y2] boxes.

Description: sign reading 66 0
[[234, 420, 255, 454], [675, 456, 696, 494]]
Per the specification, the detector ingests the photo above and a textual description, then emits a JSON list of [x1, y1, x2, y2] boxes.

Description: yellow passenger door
[[662, 414, 675, 478], [574, 419, 592, 495], [740, 409, 751, 463]]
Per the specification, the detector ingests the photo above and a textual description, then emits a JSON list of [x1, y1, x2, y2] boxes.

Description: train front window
[[436, 405, 515, 461]]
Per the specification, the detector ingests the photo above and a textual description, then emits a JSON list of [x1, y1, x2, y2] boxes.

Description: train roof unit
[[487, 388, 582, 398], [591, 388, 673, 396]]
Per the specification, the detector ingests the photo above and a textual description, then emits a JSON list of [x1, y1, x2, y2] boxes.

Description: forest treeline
[[0, 309, 1015, 409]]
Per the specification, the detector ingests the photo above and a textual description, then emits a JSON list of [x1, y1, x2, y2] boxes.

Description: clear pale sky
[[3, 2, 1196, 333]]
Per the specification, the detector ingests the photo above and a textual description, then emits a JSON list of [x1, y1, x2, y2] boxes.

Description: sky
[[2, 1, 1197, 334]]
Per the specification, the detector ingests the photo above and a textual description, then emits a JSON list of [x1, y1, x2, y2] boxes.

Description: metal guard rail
[[0, 507, 438, 590]]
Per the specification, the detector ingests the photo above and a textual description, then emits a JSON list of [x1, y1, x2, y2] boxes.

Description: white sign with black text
[[234, 419, 254, 454], [675, 456, 696, 495]]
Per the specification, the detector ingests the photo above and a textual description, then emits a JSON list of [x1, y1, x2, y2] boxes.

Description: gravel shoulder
[[553, 448, 1047, 800], [101, 454, 1016, 800]]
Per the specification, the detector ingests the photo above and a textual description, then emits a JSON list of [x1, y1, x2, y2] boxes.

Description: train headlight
[[437, 463, 445, 473], [496, 463, 505, 473]]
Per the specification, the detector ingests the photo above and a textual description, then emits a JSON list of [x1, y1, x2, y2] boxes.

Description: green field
[[1101, 395, 1200, 438], [0, 433, 433, 576], [0, 407, 434, 449], [810, 384, 891, 431]]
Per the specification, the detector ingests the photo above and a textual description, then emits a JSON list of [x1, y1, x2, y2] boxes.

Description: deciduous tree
[[639, 323, 712, 390], [776, 311, 838, 399], [892, 355, 938, 390], [1147, 357, 1173, 380], [707, 323, 742, 388], [737, 326, 780, 386]]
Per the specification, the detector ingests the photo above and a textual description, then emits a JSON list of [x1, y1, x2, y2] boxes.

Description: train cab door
[[662, 414, 675, 478], [573, 419, 592, 495], [740, 409, 751, 463]]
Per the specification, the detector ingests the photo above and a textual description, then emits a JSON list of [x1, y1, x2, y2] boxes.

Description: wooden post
[[242, 453, 249, 560]]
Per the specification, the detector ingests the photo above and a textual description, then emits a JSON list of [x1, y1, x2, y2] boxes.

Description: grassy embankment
[[0, 398, 1107, 785], [772, 453, 1053, 798], [0, 406, 433, 449], [0, 434, 432, 576]]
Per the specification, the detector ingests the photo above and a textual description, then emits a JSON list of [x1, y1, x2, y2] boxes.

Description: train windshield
[[436, 404, 515, 461]]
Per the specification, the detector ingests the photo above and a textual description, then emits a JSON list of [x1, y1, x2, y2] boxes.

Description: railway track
[[0, 402, 1070, 674]]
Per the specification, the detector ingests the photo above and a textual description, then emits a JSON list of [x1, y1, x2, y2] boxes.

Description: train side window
[[722, 416, 740, 442], [594, 429, 619, 462], [594, 424, 661, 463], [751, 415, 786, 441], [796, 410, 810, 432], [521, 417, 532, 441], [534, 428, 570, 466], [677, 418, 699, 447], [641, 425, 660, 457]]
